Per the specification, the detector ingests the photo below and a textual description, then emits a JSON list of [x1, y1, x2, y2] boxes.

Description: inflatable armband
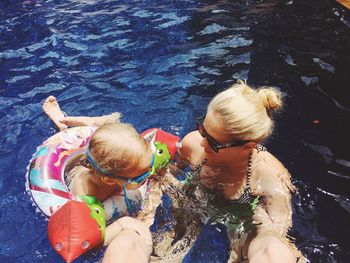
[[48, 196, 106, 262]]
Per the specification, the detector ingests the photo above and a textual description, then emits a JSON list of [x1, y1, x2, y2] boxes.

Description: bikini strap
[[256, 144, 267, 152], [246, 152, 253, 190]]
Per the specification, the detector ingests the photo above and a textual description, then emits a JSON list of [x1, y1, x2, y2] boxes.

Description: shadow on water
[[0, 0, 349, 262]]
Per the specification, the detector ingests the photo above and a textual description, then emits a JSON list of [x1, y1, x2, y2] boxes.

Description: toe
[[48, 95, 57, 103], [45, 95, 55, 102], [43, 95, 57, 108]]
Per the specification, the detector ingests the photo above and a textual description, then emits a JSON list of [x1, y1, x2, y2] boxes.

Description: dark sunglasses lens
[[197, 122, 205, 137], [206, 137, 219, 152]]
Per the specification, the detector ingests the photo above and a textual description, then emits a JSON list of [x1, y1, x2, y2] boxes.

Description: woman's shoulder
[[254, 149, 286, 172], [251, 149, 295, 196]]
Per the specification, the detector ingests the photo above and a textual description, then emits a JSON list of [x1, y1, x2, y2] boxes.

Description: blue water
[[1, 0, 349, 262]]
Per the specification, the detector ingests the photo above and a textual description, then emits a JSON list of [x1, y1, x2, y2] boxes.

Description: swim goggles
[[85, 143, 154, 186], [85, 144, 155, 215], [196, 115, 247, 153]]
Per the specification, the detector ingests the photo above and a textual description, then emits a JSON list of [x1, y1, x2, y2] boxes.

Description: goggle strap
[[86, 144, 115, 177], [86, 142, 155, 183], [116, 155, 155, 183], [123, 182, 133, 215]]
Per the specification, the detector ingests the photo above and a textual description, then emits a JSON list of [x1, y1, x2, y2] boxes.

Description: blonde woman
[[177, 80, 305, 262]]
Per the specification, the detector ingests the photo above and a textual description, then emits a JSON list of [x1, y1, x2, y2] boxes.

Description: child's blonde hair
[[87, 123, 149, 177], [208, 80, 283, 142]]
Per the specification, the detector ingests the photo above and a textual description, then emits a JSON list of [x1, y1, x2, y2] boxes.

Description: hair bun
[[258, 87, 282, 113]]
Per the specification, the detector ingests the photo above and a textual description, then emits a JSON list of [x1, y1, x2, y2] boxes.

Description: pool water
[[1, 0, 349, 262]]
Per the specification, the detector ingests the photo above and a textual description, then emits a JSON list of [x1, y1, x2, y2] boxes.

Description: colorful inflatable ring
[[26, 126, 180, 219], [26, 126, 179, 262]]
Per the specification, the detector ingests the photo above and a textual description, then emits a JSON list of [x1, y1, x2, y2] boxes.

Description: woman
[[176, 80, 304, 262]]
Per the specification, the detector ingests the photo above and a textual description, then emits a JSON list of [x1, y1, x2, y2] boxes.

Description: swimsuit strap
[[196, 158, 208, 170], [256, 144, 267, 152], [238, 144, 267, 203], [123, 182, 132, 214], [191, 158, 207, 178], [246, 152, 252, 189], [234, 152, 254, 204]]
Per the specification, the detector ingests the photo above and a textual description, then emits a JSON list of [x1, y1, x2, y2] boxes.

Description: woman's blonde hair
[[208, 80, 283, 142], [87, 123, 148, 177]]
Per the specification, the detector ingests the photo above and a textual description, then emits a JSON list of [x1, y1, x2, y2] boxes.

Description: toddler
[[67, 122, 154, 203]]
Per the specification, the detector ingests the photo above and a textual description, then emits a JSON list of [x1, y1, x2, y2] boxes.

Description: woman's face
[[200, 110, 243, 156]]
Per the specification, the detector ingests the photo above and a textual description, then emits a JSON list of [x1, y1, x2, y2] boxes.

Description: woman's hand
[[248, 232, 294, 263], [103, 217, 152, 263]]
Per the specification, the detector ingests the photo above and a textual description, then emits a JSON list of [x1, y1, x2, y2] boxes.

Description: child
[[67, 122, 154, 202], [43, 96, 191, 258], [43, 96, 161, 263], [43, 96, 155, 203]]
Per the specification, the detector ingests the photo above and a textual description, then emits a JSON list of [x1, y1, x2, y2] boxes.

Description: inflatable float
[[26, 126, 179, 262]]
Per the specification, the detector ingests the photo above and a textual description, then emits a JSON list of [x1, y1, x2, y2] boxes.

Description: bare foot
[[60, 112, 122, 127], [43, 96, 68, 131]]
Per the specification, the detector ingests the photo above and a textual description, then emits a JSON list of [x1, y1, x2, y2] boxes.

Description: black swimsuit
[[231, 172, 255, 204], [197, 144, 266, 204]]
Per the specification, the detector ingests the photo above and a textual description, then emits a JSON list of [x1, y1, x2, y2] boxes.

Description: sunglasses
[[196, 115, 247, 152]]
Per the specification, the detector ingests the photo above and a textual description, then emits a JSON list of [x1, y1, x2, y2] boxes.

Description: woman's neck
[[208, 149, 250, 167], [207, 150, 252, 186]]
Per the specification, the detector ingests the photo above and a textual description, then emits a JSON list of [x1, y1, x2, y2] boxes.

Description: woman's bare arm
[[252, 151, 295, 237], [248, 152, 297, 262]]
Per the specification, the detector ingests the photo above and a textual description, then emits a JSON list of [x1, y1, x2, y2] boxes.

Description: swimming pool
[[0, 0, 349, 262]]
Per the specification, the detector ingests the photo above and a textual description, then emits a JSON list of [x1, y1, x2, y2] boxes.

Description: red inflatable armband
[[48, 200, 104, 262], [141, 128, 180, 159]]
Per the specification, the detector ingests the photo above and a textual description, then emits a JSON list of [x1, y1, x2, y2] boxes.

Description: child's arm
[[137, 165, 187, 227], [137, 180, 163, 227]]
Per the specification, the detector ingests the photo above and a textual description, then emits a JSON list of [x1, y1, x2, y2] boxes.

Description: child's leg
[[43, 96, 68, 131], [60, 112, 121, 127], [43, 95, 121, 129]]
